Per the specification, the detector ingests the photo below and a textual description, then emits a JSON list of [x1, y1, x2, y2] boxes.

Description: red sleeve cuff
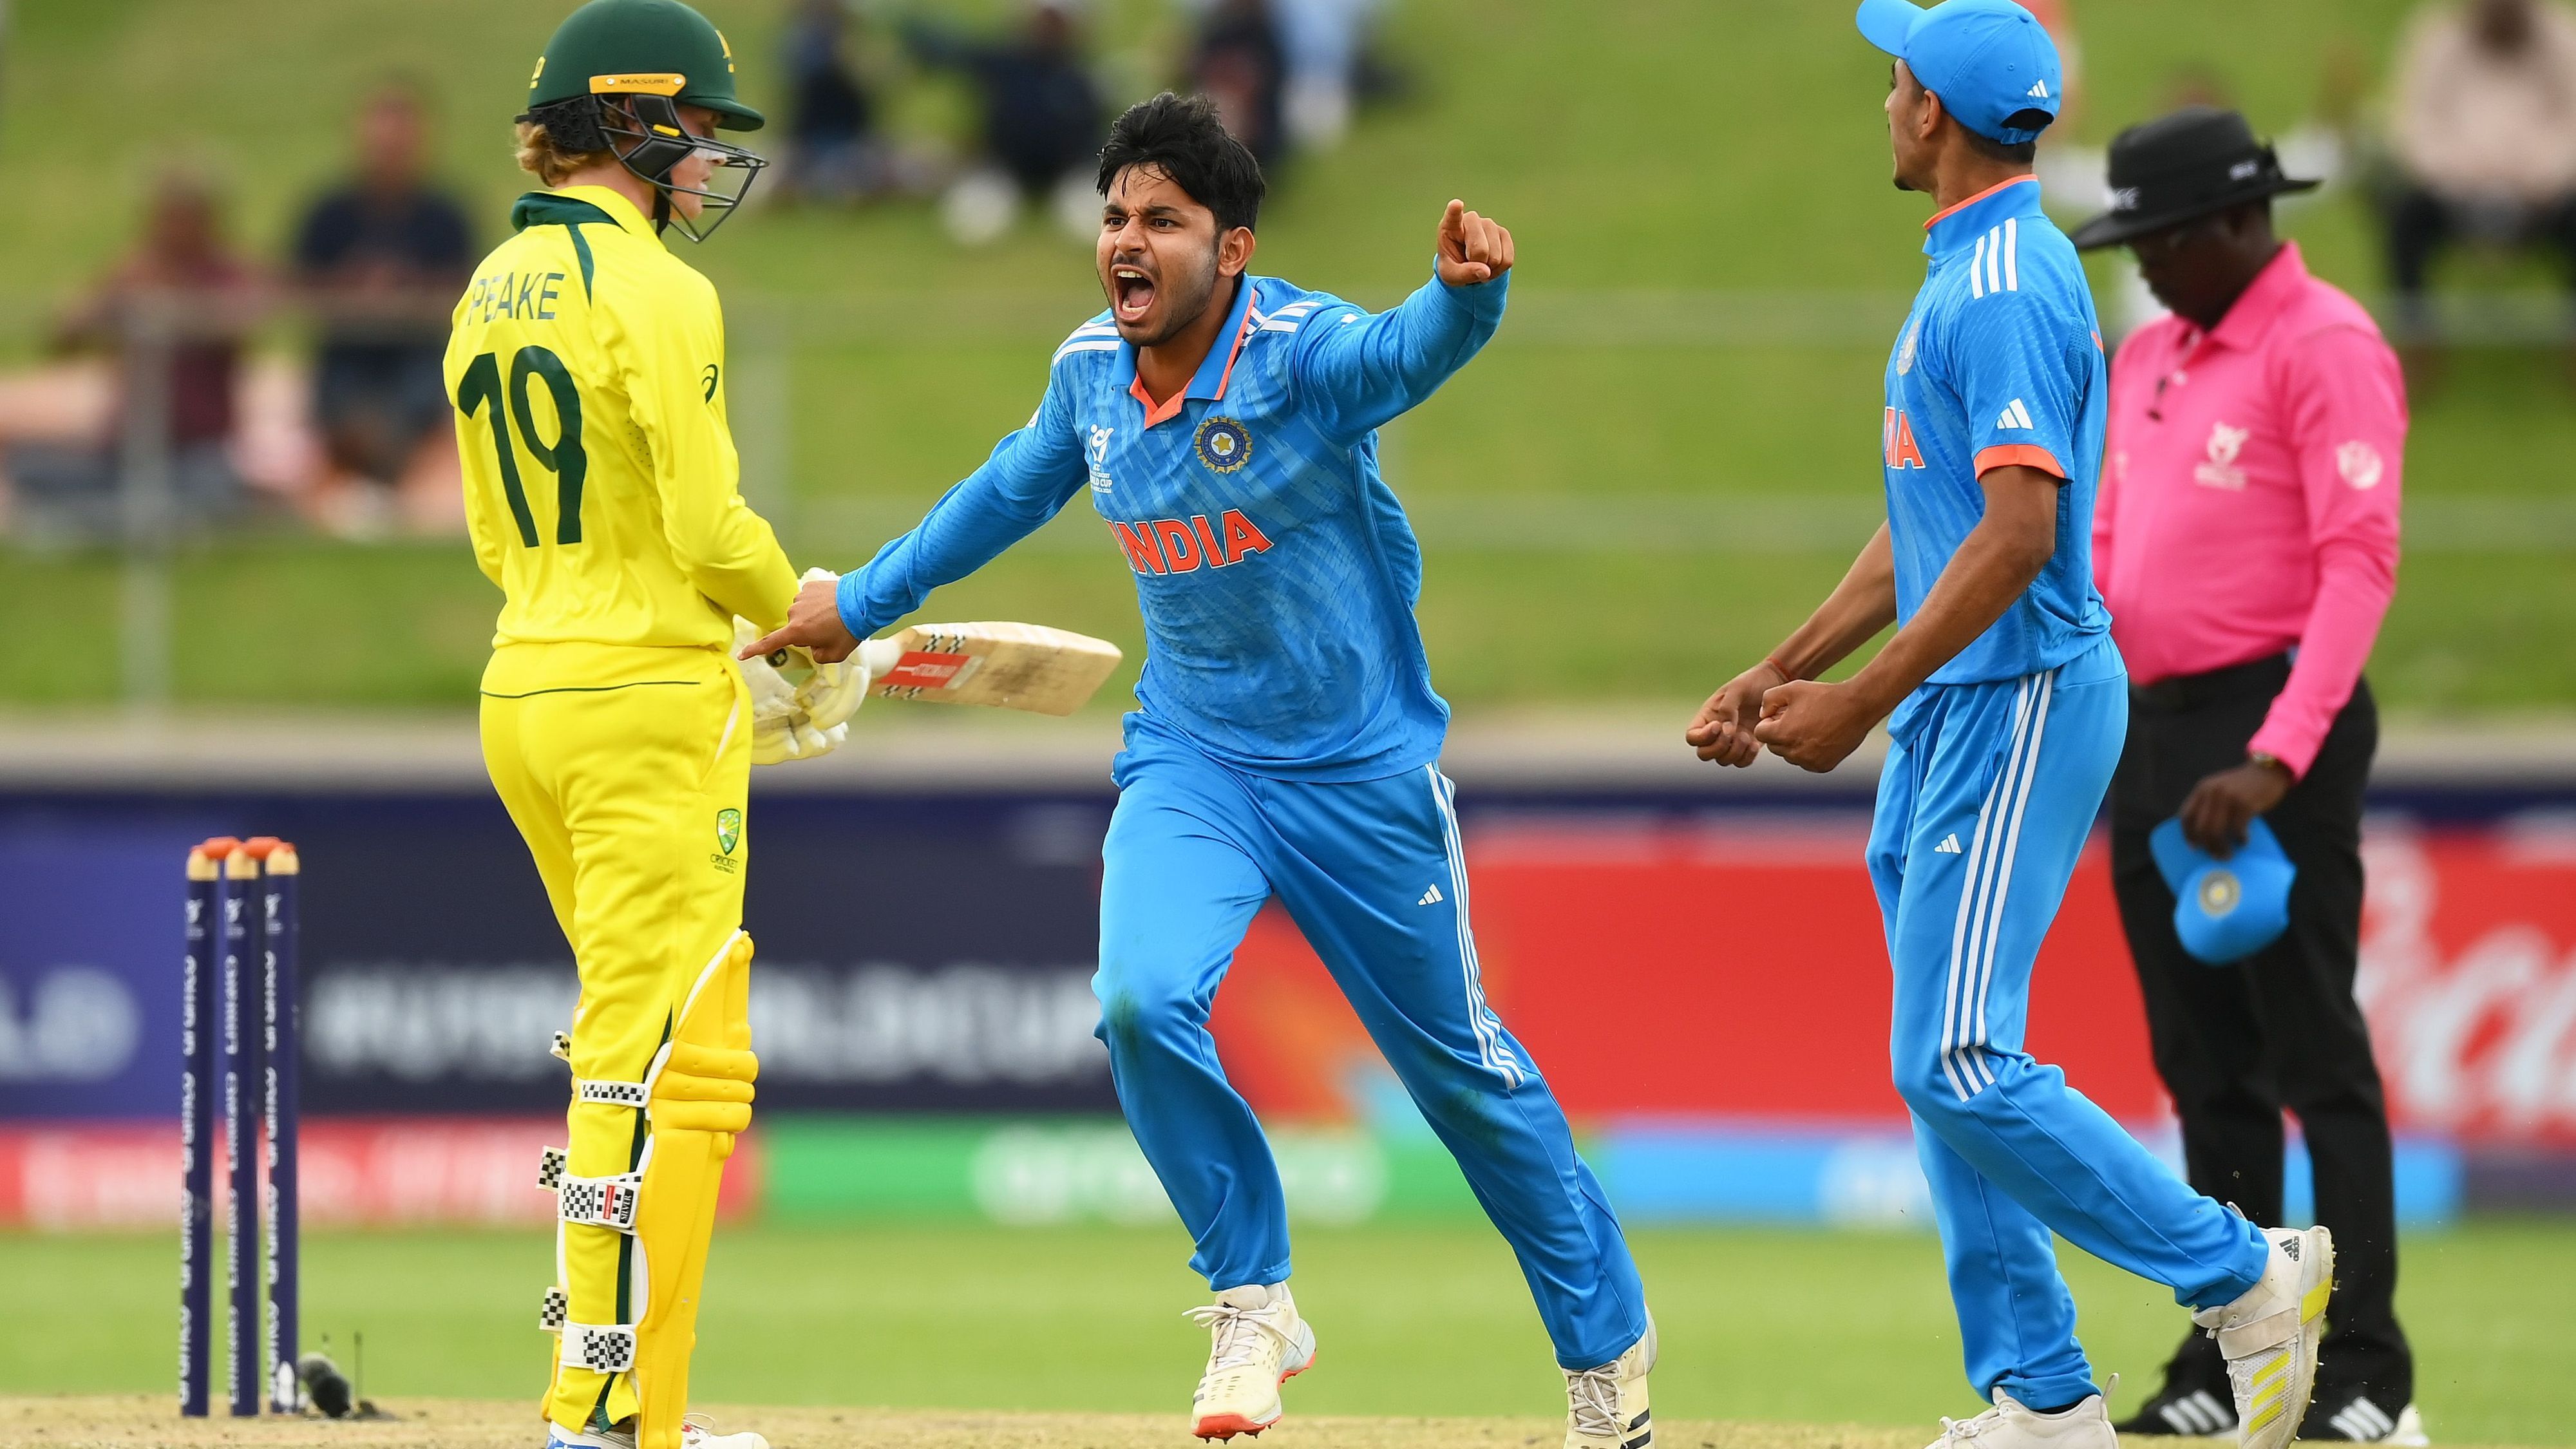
[[1975, 444, 2066, 478]]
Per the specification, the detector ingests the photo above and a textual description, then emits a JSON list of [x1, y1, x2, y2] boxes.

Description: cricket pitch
[[3, 1397, 1940, 1449]]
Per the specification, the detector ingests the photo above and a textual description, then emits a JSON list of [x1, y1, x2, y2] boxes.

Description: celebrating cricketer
[[748, 92, 1657, 1449]]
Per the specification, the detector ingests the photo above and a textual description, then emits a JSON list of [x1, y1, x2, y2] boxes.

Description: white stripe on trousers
[[1939, 668, 2056, 1100], [1938, 676, 2027, 1099], [1969, 668, 2054, 1066], [1428, 766, 1526, 1088]]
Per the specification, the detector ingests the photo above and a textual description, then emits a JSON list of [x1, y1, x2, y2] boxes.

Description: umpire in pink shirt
[[2073, 108, 2418, 1444]]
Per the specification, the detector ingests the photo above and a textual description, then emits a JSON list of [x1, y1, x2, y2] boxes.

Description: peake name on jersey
[[1880, 176, 2112, 688], [839, 267, 1508, 781]]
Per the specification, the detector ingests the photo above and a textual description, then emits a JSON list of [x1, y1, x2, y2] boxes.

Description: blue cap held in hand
[[1856, 0, 2064, 145], [2150, 815, 2297, 965]]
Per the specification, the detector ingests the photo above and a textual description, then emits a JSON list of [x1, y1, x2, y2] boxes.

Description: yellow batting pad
[[651, 1040, 757, 1134], [627, 933, 757, 1449]]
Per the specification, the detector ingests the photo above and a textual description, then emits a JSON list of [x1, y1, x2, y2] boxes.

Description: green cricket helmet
[[518, 0, 767, 242]]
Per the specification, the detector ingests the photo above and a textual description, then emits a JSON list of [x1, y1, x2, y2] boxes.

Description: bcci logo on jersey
[[1194, 416, 1252, 475]]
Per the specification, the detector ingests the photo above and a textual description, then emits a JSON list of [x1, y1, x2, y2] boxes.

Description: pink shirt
[[2095, 243, 2406, 779]]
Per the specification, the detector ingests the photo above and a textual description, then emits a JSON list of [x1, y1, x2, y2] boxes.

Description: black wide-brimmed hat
[[2069, 106, 2318, 250]]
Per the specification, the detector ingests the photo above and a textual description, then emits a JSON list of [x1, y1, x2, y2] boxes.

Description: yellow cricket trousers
[[480, 641, 759, 1446]]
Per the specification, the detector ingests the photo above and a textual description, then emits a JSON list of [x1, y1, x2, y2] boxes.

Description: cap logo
[[2027, 79, 2050, 98], [590, 72, 687, 97], [2197, 869, 2242, 918], [2230, 159, 2260, 180], [531, 56, 547, 85], [2108, 187, 2139, 212]]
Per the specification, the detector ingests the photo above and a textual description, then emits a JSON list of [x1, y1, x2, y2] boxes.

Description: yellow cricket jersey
[[444, 184, 795, 660]]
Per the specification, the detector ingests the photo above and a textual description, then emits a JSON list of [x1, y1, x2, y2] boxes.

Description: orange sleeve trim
[[1976, 444, 2065, 478]]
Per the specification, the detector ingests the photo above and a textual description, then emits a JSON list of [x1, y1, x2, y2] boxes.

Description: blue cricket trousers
[[1868, 638, 2270, 1409], [1094, 719, 1649, 1370]]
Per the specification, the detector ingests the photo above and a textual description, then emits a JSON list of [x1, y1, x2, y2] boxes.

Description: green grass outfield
[[6, 1222, 2574, 1443], [4, 0, 2573, 712]]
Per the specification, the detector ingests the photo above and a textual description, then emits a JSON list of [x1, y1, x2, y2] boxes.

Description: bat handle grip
[[856, 638, 901, 681]]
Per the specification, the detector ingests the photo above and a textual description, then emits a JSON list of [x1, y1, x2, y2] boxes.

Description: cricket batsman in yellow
[[446, 4, 859, 1446]]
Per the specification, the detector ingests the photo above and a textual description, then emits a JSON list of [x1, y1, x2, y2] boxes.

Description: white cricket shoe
[[2195, 1226, 2334, 1449], [541, 1416, 770, 1449], [1924, 1388, 2117, 1449], [682, 1416, 772, 1449], [1186, 1282, 1316, 1440], [1564, 1315, 1656, 1449]]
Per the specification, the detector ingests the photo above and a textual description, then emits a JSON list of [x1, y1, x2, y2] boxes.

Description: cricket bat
[[856, 622, 1123, 716]]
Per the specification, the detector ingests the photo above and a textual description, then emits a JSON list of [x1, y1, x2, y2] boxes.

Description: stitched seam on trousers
[[1499, 1082, 1645, 1370], [1958, 1150, 2061, 1401], [480, 681, 701, 699], [697, 663, 748, 795], [1981, 1075, 2219, 1281]]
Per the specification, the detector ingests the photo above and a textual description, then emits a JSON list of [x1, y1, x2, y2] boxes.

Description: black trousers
[[2383, 182, 2576, 300], [2108, 655, 2412, 1405]]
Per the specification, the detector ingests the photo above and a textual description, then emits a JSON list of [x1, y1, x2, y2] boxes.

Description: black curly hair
[[1095, 91, 1267, 234]]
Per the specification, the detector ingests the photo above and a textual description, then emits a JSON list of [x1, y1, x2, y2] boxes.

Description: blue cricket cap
[[1857, 0, 2064, 146], [2150, 817, 2298, 965]]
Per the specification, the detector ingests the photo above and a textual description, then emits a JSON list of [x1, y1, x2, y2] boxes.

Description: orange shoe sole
[[1191, 1353, 1317, 1440]]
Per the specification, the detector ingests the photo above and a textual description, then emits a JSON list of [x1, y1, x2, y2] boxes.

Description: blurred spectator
[[1177, 0, 1390, 153], [1273, 0, 1387, 150], [1190, 0, 1287, 167], [292, 83, 473, 536], [2383, 0, 2576, 337], [11, 169, 263, 542], [777, 0, 890, 204], [904, 1, 1106, 245]]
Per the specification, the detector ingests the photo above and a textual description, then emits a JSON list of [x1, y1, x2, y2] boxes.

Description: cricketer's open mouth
[[1112, 265, 1157, 323]]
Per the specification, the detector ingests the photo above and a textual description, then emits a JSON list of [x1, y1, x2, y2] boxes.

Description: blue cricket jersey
[[838, 265, 1506, 781], [1882, 175, 2112, 686]]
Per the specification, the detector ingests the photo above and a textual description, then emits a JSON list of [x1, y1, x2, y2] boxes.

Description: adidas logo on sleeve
[[1996, 399, 2035, 431], [1935, 834, 1963, 855]]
